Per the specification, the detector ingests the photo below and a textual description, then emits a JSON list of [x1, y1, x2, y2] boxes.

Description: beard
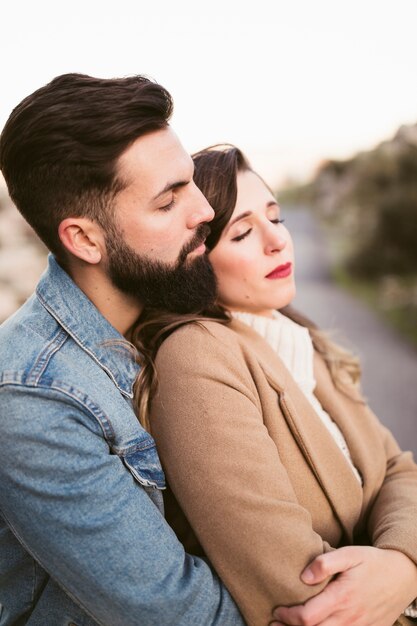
[[104, 222, 218, 314]]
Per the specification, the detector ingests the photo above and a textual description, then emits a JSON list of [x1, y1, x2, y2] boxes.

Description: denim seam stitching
[[113, 440, 157, 455], [123, 461, 164, 489], [26, 327, 68, 385], [36, 291, 133, 398], [31, 557, 38, 605], [0, 380, 157, 456], [0, 380, 115, 442]]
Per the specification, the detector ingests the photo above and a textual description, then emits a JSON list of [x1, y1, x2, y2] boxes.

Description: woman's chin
[[218, 285, 297, 316]]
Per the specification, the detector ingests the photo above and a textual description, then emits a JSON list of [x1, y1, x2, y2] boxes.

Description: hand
[[270, 545, 417, 626]]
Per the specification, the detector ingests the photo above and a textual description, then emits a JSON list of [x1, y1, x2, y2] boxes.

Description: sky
[[1, 0, 417, 187]]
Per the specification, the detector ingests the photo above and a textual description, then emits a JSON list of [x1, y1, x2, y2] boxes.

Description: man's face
[[104, 126, 217, 313]]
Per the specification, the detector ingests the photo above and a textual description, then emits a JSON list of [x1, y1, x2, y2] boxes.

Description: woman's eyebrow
[[226, 201, 279, 232], [225, 211, 252, 232], [267, 201, 279, 208]]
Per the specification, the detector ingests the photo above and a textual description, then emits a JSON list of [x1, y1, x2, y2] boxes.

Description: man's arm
[[0, 385, 244, 626]]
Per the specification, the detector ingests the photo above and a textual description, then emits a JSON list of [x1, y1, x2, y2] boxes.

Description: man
[[0, 73, 243, 626]]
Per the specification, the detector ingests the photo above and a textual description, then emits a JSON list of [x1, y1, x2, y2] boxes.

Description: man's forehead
[[117, 127, 193, 191]]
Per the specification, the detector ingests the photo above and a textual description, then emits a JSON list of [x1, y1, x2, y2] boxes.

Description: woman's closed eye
[[231, 218, 285, 243], [231, 228, 252, 242]]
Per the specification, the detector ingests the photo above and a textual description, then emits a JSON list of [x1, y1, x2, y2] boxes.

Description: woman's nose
[[264, 225, 287, 254]]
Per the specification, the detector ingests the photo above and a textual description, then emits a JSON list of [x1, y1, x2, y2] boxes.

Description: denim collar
[[36, 255, 140, 398]]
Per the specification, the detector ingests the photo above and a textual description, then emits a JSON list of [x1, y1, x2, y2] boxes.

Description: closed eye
[[232, 228, 252, 242], [231, 218, 284, 242], [159, 197, 176, 212]]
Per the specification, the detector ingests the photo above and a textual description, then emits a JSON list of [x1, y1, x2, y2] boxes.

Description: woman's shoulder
[[153, 318, 263, 403], [156, 318, 242, 357], [154, 316, 282, 384]]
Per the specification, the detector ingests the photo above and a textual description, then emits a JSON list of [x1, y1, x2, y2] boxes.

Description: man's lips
[[179, 223, 211, 264], [265, 262, 292, 279], [188, 242, 206, 256]]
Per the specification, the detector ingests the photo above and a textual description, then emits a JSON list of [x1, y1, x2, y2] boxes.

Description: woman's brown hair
[[132, 145, 361, 431]]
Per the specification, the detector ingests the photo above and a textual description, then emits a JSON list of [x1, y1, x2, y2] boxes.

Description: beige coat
[[150, 319, 417, 626]]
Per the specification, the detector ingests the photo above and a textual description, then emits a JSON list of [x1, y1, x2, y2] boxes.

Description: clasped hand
[[270, 545, 417, 626]]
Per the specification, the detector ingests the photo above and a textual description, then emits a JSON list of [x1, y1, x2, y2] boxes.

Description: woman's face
[[209, 169, 296, 317]]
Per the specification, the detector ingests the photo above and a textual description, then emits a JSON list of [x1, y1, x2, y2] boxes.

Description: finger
[[270, 617, 345, 626], [272, 601, 321, 625], [308, 615, 348, 626], [273, 579, 344, 625], [301, 546, 362, 584]]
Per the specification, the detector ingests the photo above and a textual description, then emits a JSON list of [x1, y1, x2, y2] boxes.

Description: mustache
[[178, 223, 211, 265]]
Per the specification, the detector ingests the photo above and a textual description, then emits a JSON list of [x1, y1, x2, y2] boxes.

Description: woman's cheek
[[211, 248, 255, 301], [215, 264, 249, 307]]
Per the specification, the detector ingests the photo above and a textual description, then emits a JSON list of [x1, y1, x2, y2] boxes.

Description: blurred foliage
[[308, 124, 417, 278], [279, 124, 417, 272], [279, 122, 417, 345]]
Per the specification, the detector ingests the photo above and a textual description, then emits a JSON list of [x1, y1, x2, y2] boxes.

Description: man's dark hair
[[0, 73, 173, 257]]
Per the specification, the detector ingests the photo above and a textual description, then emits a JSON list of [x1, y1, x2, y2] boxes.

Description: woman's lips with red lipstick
[[265, 262, 292, 279]]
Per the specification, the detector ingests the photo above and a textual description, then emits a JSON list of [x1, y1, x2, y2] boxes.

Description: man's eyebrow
[[152, 180, 189, 201], [152, 163, 195, 202]]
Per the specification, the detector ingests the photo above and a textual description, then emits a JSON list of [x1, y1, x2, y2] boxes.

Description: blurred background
[[0, 0, 416, 452]]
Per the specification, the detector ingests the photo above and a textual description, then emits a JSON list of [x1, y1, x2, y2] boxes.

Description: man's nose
[[186, 185, 215, 228]]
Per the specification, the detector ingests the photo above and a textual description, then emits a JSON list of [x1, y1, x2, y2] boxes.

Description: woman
[[132, 145, 417, 626]]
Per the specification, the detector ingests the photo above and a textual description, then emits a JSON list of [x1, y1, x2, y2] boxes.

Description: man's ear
[[58, 217, 105, 264]]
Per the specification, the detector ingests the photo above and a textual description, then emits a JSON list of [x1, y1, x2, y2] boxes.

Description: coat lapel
[[312, 353, 387, 517], [231, 319, 364, 541]]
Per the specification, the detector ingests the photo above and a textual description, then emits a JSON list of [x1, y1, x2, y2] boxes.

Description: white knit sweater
[[233, 310, 362, 484]]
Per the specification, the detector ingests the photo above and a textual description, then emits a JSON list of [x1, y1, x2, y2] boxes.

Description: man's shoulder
[[0, 291, 158, 475], [0, 292, 108, 398], [0, 294, 62, 379]]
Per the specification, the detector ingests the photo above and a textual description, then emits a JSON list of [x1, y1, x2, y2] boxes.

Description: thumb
[[301, 546, 362, 584]]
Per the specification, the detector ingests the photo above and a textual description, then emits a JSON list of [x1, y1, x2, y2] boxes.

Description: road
[[284, 205, 417, 457]]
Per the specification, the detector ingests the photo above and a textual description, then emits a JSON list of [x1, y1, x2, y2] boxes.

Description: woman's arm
[[271, 409, 417, 626], [150, 322, 331, 626], [366, 421, 417, 564], [271, 545, 417, 626]]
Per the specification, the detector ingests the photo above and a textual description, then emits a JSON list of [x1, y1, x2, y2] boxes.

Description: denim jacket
[[0, 255, 244, 626]]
